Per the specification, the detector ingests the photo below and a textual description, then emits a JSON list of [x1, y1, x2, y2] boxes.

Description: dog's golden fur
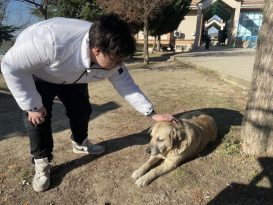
[[132, 113, 217, 187]]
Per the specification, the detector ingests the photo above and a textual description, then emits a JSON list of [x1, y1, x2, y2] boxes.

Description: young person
[[1, 14, 175, 192]]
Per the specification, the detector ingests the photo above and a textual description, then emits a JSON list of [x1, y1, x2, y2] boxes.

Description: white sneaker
[[32, 158, 51, 192], [72, 138, 105, 155]]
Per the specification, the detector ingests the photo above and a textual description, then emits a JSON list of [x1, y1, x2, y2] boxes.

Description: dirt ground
[[1, 60, 273, 205]]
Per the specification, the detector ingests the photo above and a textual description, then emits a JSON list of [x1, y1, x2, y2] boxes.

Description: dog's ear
[[147, 125, 154, 135], [173, 121, 186, 140], [170, 123, 186, 148], [182, 120, 198, 145]]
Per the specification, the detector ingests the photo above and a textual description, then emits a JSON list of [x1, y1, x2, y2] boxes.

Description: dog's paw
[[135, 176, 149, 187], [131, 169, 143, 180]]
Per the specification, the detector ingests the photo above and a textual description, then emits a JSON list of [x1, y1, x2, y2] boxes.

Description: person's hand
[[27, 106, 47, 126], [151, 113, 177, 122]]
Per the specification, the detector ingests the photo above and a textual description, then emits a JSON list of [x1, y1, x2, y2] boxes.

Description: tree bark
[[241, 0, 273, 156], [151, 36, 156, 54], [156, 35, 161, 52], [143, 18, 149, 65]]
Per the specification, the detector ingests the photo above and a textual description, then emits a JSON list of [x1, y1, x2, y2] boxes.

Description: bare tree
[[16, 0, 55, 19], [0, 0, 9, 24], [130, 0, 170, 64], [96, 0, 171, 64], [241, 0, 273, 156], [0, 0, 18, 47]]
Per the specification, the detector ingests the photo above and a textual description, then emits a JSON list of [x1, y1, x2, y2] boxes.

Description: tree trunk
[[156, 35, 161, 52], [143, 18, 149, 65], [43, 7, 48, 19], [241, 1, 273, 156], [151, 36, 156, 54]]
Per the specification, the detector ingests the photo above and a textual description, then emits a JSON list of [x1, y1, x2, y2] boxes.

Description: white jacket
[[1, 17, 154, 115]]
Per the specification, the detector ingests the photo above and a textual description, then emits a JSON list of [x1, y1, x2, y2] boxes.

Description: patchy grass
[[1, 60, 272, 205], [217, 126, 242, 157], [219, 137, 241, 156]]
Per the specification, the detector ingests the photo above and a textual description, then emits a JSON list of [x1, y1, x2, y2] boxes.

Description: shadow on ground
[[0, 92, 26, 139], [125, 52, 178, 64], [50, 107, 243, 189], [175, 46, 256, 57], [0, 92, 120, 140], [50, 129, 150, 189], [207, 157, 273, 205], [175, 107, 244, 154]]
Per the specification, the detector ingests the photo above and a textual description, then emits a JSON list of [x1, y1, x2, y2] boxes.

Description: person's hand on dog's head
[[151, 113, 177, 122]]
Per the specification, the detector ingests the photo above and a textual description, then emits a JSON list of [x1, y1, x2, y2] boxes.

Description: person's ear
[[92, 47, 101, 56]]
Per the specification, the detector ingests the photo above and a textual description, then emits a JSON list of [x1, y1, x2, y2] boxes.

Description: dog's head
[[146, 121, 187, 156]]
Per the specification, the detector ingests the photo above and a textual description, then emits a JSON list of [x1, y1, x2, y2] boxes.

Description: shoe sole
[[73, 147, 105, 155]]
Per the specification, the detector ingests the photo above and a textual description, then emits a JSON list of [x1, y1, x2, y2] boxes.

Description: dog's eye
[[157, 138, 164, 142]]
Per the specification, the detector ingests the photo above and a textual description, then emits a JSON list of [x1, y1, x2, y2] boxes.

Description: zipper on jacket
[[73, 69, 88, 84], [73, 62, 95, 84]]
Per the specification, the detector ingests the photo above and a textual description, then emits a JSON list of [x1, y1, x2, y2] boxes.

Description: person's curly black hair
[[89, 14, 136, 59]]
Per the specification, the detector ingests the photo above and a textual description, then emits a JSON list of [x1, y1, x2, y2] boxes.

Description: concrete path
[[171, 47, 256, 89]]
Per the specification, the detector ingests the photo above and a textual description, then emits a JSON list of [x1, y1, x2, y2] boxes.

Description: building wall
[[136, 32, 169, 40], [135, 32, 171, 48], [176, 10, 198, 40], [241, 0, 264, 8]]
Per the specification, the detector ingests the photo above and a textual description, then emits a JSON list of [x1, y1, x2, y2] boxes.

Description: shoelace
[[36, 164, 51, 175]]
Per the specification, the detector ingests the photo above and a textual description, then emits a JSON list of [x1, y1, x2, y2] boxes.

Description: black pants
[[27, 79, 92, 161]]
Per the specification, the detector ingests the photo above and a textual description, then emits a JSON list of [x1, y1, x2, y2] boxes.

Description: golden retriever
[[132, 112, 217, 187]]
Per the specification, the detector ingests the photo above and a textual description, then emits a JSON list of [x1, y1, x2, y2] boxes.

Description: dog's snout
[[146, 146, 151, 154]]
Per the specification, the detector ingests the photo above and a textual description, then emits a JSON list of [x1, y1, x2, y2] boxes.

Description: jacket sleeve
[[0, 26, 54, 111], [108, 64, 154, 116]]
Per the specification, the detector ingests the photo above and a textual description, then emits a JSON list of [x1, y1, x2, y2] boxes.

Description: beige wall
[[176, 10, 198, 40], [136, 31, 169, 40]]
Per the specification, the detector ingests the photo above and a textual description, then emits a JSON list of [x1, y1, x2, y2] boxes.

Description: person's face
[[91, 48, 122, 70]]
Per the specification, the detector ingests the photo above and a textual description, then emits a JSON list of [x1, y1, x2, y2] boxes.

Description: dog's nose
[[146, 147, 151, 154]]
